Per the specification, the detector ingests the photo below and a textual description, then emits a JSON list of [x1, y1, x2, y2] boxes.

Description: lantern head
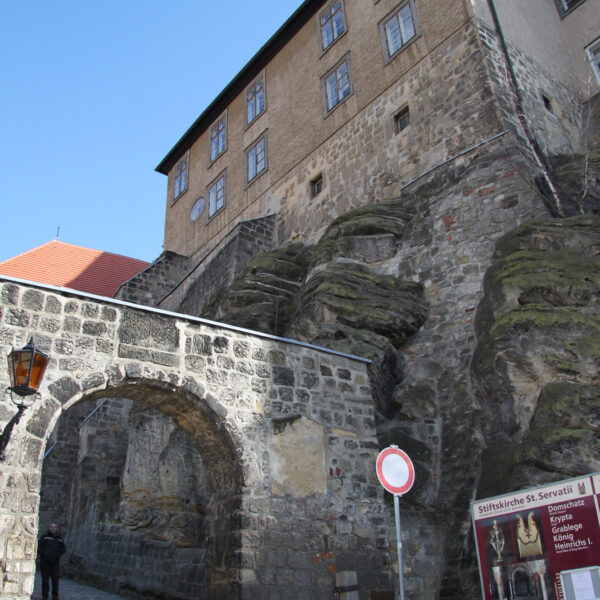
[[7, 337, 49, 397]]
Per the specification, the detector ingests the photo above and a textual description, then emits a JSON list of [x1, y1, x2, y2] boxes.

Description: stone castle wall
[[183, 128, 557, 597], [116, 251, 189, 307], [272, 21, 506, 248], [477, 23, 589, 161], [0, 278, 395, 600], [160, 0, 474, 260], [160, 215, 276, 315]]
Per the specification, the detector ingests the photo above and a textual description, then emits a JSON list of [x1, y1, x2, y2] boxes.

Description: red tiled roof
[[0, 240, 151, 298]]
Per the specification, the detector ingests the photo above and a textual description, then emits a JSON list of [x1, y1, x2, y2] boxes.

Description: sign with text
[[471, 474, 600, 600]]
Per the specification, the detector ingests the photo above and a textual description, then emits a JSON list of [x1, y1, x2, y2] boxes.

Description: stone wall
[[159, 215, 276, 315], [49, 401, 209, 599], [116, 251, 189, 306], [477, 23, 588, 159], [0, 278, 393, 600], [273, 21, 506, 248], [187, 128, 555, 598], [38, 399, 98, 530], [168, 132, 600, 598]]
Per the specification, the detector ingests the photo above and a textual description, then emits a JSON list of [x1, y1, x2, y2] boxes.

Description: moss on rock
[[473, 215, 600, 491], [292, 262, 427, 349], [316, 200, 413, 263]]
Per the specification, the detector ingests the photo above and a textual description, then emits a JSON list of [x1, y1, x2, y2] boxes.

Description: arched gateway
[[0, 277, 391, 599]]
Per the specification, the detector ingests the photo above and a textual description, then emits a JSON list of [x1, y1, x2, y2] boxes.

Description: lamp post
[[0, 337, 49, 460]]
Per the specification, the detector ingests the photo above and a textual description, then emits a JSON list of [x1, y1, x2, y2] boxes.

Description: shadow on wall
[[39, 382, 243, 600]]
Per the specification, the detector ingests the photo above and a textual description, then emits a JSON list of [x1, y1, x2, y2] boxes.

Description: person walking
[[38, 523, 66, 600]]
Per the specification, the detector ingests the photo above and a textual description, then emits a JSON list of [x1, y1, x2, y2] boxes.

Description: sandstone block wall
[[116, 251, 189, 307], [478, 23, 589, 161], [0, 278, 394, 599], [160, 215, 276, 316], [272, 22, 505, 248]]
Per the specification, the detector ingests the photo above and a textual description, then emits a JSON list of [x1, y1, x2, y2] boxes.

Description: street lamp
[[0, 337, 49, 460]]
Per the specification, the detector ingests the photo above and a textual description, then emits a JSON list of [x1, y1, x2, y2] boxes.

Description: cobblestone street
[[32, 572, 127, 600]]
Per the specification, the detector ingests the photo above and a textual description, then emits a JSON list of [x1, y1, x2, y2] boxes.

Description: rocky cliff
[[203, 194, 600, 597]]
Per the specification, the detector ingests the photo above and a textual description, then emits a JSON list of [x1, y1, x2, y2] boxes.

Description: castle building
[[0, 2, 598, 599], [134, 0, 600, 317]]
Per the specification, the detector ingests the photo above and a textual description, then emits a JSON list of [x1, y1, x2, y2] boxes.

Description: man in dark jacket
[[38, 523, 66, 600]]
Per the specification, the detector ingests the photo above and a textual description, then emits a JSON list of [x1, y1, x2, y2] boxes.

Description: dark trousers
[[41, 560, 60, 599]]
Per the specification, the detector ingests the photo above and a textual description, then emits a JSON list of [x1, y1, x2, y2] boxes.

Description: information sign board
[[471, 473, 600, 600]]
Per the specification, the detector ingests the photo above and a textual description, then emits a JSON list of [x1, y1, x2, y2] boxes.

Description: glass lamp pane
[[7, 354, 15, 389], [13, 349, 33, 387], [29, 352, 49, 391]]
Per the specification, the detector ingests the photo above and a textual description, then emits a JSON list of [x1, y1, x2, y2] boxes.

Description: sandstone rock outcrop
[[473, 215, 600, 498], [203, 243, 313, 336], [203, 201, 429, 416]]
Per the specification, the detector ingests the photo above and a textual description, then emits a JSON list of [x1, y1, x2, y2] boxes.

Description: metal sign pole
[[376, 446, 414, 600], [394, 494, 406, 600]]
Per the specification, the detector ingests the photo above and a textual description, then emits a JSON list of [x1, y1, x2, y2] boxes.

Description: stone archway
[[0, 279, 390, 600], [39, 377, 243, 599]]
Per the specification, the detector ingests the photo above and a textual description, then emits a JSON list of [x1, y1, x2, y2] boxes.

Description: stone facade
[[0, 278, 395, 600], [197, 130, 555, 598], [157, 0, 598, 263], [158, 0, 476, 260], [116, 251, 189, 307], [160, 215, 277, 316]]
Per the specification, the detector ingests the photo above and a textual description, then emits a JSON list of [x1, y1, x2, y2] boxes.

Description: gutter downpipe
[[485, 0, 564, 215]]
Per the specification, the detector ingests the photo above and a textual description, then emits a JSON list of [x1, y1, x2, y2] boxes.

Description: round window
[[190, 197, 205, 221]]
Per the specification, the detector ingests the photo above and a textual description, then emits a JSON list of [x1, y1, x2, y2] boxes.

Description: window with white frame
[[319, 0, 346, 51], [322, 54, 353, 115], [246, 133, 268, 185], [587, 38, 600, 85], [208, 171, 226, 218], [172, 153, 189, 202], [379, 1, 419, 65], [554, 0, 586, 17], [210, 114, 227, 162], [246, 75, 265, 125]]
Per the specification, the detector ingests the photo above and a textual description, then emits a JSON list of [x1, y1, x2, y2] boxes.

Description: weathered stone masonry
[[0, 277, 393, 600]]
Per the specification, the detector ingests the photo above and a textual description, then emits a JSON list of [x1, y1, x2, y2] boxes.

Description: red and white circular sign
[[376, 446, 415, 496]]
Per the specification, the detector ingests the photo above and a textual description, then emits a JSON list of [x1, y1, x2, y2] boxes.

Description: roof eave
[[155, 0, 326, 176]]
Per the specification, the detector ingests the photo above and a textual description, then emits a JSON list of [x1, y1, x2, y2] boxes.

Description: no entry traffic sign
[[376, 445, 415, 600], [376, 446, 415, 496]]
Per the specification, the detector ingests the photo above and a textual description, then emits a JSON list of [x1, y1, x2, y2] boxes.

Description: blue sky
[[0, 1, 303, 264]]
